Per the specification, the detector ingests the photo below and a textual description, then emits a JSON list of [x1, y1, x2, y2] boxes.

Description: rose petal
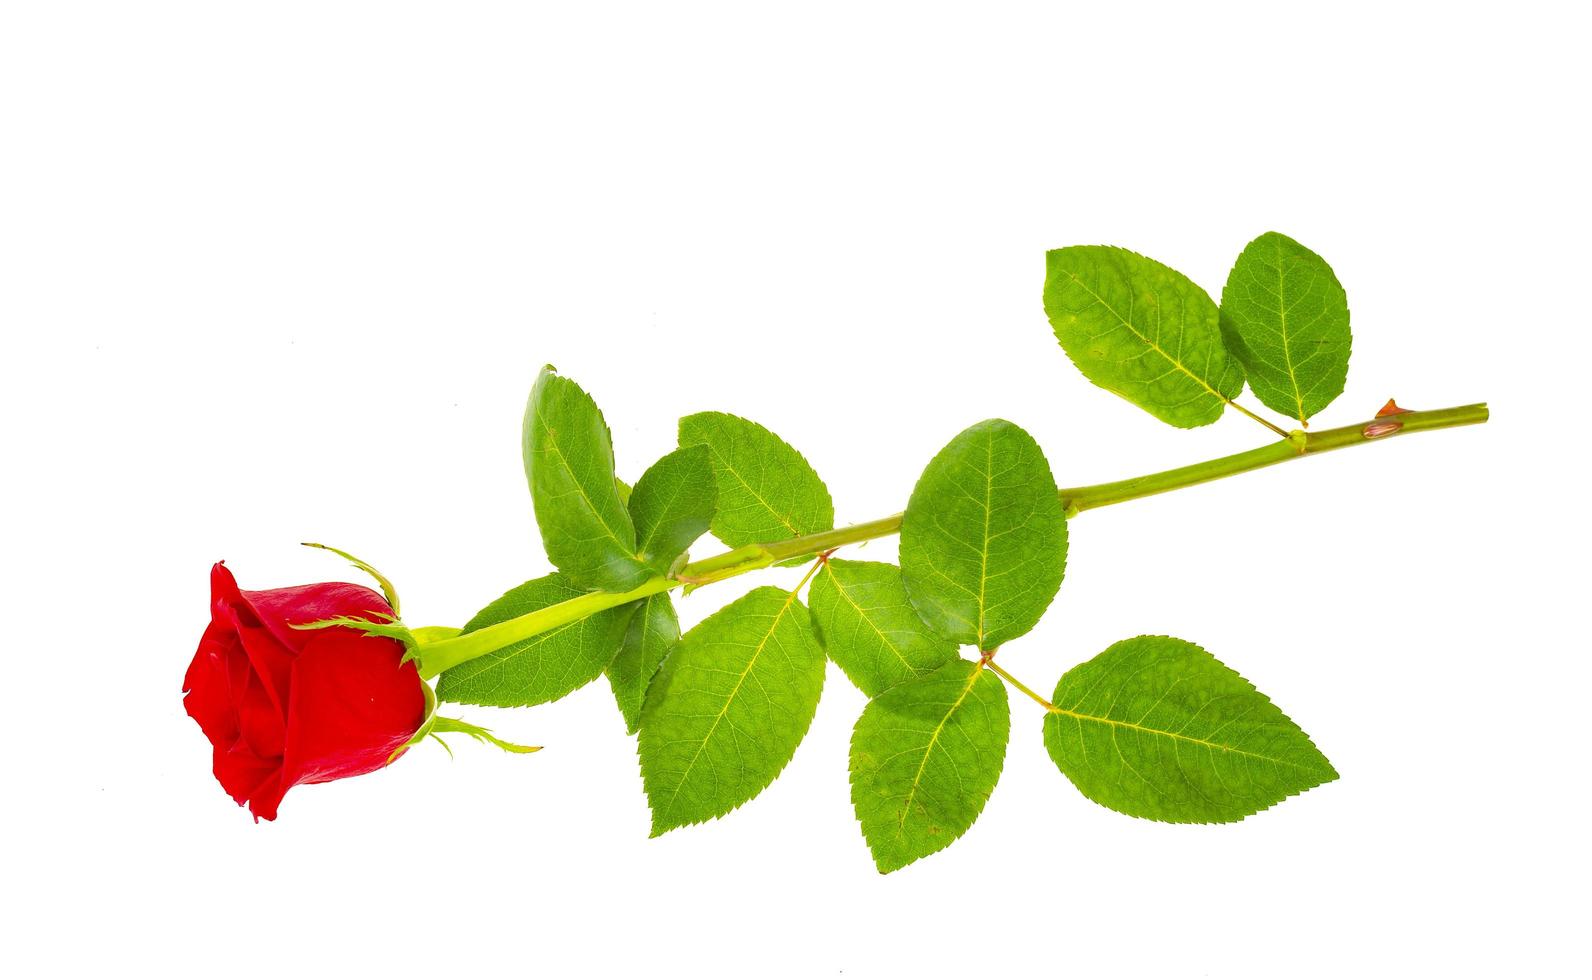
[[212, 740, 280, 809], [228, 616, 296, 718], [208, 564, 297, 715], [237, 668, 287, 759], [240, 580, 395, 655], [246, 773, 286, 822], [182, 619, 244, 747], [279, 630, 425, 790]]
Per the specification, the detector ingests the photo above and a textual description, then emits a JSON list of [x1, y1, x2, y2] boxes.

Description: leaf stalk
[[983, 660, 1057, 712]]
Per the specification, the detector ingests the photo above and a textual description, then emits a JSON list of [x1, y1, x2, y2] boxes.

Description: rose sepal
[[291, 610, 417, 646], [390, 680, 443, 763], [295, 543, 433, 661], [291, 613, 466, 671], [389, 672, 541, 762], [430, 717, 541, 755], [301, 542, 402, 614]]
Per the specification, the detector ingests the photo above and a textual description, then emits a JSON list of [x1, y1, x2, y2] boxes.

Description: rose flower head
[[182, 563, 427, 820]]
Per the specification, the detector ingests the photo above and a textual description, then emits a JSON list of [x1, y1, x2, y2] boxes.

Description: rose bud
[[182, 563, 428, 820]]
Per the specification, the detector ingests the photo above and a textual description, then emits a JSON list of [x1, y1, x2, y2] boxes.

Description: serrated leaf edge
[[1048, 248, 1236, 418], [849, 660, 1008, 874], [1220, 231, 1352, 426], [629, 444, 716, 572], [678, 410, 835, 540], [642, 587, 823, 836], [900, 418, 1068, 651], [1043, 634, 1338, 825], [531, 380, 638, 556]]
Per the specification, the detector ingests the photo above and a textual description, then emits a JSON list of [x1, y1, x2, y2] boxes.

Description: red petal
[[240, 581, 395, 655], [237, 668, 287, 759], [228, 616, 296, 718], [279, 630, 425, 791], [188, 564, 290, 817], [247, 773, 286, 822], [209, 563, 296, 716], [182, 619, 244, 748], [211, 740, 281, 809]]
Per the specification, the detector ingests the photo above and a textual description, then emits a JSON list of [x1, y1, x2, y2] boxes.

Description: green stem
[[1061, 402, 1489, 515], [414, 401, 1488, 680], [418, 576, 673, 678]]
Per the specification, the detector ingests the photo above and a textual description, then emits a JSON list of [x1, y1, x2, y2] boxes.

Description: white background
[[3, 2, 1586, 977]]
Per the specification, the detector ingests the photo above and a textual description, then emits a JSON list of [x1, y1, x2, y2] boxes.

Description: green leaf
[[607, 593, 678, 734], [627, 444, 717, 573], [524, 366, 652, 592], [436, 574, 631, 708], [899, 419, 1067, 651], [849, 659, 1009, 873], [678, 411, 834, 549], [1219, 232, 1352, 425], [808, 559, 957, 697], [638, 586, 826, 834], [1043, 635, 1338, 823], [1043, 245, 1245, 428]]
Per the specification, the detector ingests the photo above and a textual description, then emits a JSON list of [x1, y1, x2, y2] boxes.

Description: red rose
[[183, 563, 427, 820]]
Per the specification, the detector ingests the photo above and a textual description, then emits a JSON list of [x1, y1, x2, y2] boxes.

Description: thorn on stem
[[1377, 398, 1413, 418]]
